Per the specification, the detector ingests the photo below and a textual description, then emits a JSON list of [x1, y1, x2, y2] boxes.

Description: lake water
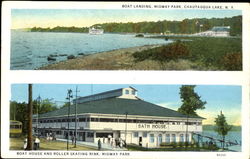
[[194, 130, 242, 151], [11, 31, 171, 70]]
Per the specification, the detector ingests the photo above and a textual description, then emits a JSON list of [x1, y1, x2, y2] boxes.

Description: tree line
[[10, 99, 59, 134], [30, 16, 242, 36]]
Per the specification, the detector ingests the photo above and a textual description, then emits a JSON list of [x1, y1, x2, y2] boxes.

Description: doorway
[[139, 137, 142, 146]]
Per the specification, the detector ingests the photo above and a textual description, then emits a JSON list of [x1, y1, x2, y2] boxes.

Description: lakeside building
[[194, 26, 230, 37], [89, 26, 104, 35], [33, 87, 204, 148]]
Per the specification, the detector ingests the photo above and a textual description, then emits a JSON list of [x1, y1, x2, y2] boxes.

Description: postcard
[[1, 1, 250, 159]]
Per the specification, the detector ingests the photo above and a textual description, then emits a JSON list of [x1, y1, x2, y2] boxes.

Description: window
[[87, 132, 94, 138], [96, 133, 113, 138], [186, 134, 190, 142], [158, 134, 162, 144], [133, 132, 138, 138], [125, 90, 129, 94], [143, 132, 147, 138], [79, 118, 85, 122], [150, 134, 154, 143], [180, 134, 184, 142], [91, 118, 98, 122], [165, 134, 170, 143], [171, 134, 176, 143], [132, 90, 136, 95], [100, 118, 114, 122]]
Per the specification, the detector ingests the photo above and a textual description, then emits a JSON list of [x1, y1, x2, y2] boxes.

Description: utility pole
[[74, 86, 80, 148], [26, 84, 33, 150], [185, 114, 189, 150], [36, 95, 41, 136], [66, 89, 73, 151], [13, 102, 16, 121], [125, 112, 128, 147]]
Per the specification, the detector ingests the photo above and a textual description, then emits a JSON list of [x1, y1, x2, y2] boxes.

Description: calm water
[[195, 130, 242, 151], [11, 31, 171, 70]]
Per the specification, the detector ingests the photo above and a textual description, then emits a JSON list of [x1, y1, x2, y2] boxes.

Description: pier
[[192, 132, 241, 151]]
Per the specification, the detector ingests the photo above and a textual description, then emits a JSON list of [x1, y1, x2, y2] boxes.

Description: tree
[[10, 101, 28, 134], [60, 102, 70, 108], [178, 85, 206, 116], [38, 99, 58, 114], [214, 111, 232, 149], [178, 85, 206, 147], [10, 98, 58, 134]]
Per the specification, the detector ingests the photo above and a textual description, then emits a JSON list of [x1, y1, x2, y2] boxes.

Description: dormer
[[118, 87, 138, 99], [74, 86, 139, 104]]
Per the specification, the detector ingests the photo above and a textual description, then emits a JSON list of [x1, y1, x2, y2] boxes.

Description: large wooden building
[[33, 87, 203, 148], [194, 26, 230, 37]]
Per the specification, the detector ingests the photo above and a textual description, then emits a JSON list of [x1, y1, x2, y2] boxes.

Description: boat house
[[194, 26, 230, 37], [89, 26, 104, 35], [33, 87, 203, 148]]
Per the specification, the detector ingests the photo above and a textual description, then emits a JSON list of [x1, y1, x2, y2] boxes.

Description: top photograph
[[10, 7, 242, 71]]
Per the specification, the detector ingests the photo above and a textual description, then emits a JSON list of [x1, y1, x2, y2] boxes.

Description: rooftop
[[211, 26, 230, 32], [38, 97, 203, 119]]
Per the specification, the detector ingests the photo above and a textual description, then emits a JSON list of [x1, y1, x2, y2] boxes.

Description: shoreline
[[38, 44, 164, 70]]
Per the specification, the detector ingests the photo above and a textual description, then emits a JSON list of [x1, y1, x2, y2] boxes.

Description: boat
[[89, 26, 104, 35]]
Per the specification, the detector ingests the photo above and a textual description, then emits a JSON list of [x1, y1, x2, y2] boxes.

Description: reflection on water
[[11, 31, 171, 70]]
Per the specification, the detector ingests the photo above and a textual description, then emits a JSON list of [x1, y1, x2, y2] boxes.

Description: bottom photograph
[[10, 84, 241, 152]]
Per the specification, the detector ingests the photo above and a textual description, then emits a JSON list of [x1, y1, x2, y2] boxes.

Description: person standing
[[103, 137, 105, 143], [23, 138, 27, 150], [71, 136, 75, 145], [115, 138, 118, 147], [98, 139, 102, 150], [111, 138, 114, 148], [108, 135, 111, 144], [35, 137, 40, 150], [119, 138, 123, 148]]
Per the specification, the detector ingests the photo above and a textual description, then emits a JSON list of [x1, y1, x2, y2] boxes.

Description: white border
[[1, 1, 250, 159]]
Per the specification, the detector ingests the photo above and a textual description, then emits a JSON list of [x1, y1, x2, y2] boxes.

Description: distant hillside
[[94, 15, 242, 36], [30, 26, 89, 33], [203, 124, 241, 131], [30, 15, 242, 36], [12, 28, 31, 32]]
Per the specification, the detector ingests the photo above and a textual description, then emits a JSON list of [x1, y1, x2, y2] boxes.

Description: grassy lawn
[[40, 36, 242, 71], [10, 137, 96, 151], [134, 36, 242, 70]]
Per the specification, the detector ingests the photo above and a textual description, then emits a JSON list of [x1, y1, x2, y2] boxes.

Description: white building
[[89, 26, 104, 35], [194, 26, 230, 37], [33, 87, 203, 148]]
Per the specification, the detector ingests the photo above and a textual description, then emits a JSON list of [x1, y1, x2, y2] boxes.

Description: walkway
[[56, 138, 127, 151]]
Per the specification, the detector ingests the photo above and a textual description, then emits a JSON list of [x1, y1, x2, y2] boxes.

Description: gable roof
[[211, 26, 230, 32], [38, 98, 203, 119]]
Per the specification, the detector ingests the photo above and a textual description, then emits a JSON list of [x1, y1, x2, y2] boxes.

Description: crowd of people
[[97, 135, 126, 150]]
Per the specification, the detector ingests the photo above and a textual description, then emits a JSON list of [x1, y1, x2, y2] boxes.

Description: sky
[[11, 84, 242, 126], [11, 9, 242, 29]]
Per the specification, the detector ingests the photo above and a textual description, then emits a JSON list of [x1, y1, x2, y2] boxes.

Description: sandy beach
[[38, 44, 165, 70]]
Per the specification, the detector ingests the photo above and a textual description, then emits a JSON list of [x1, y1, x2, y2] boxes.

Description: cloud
[[157, 102, 241, 126], [197, 108, 241, 126]]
